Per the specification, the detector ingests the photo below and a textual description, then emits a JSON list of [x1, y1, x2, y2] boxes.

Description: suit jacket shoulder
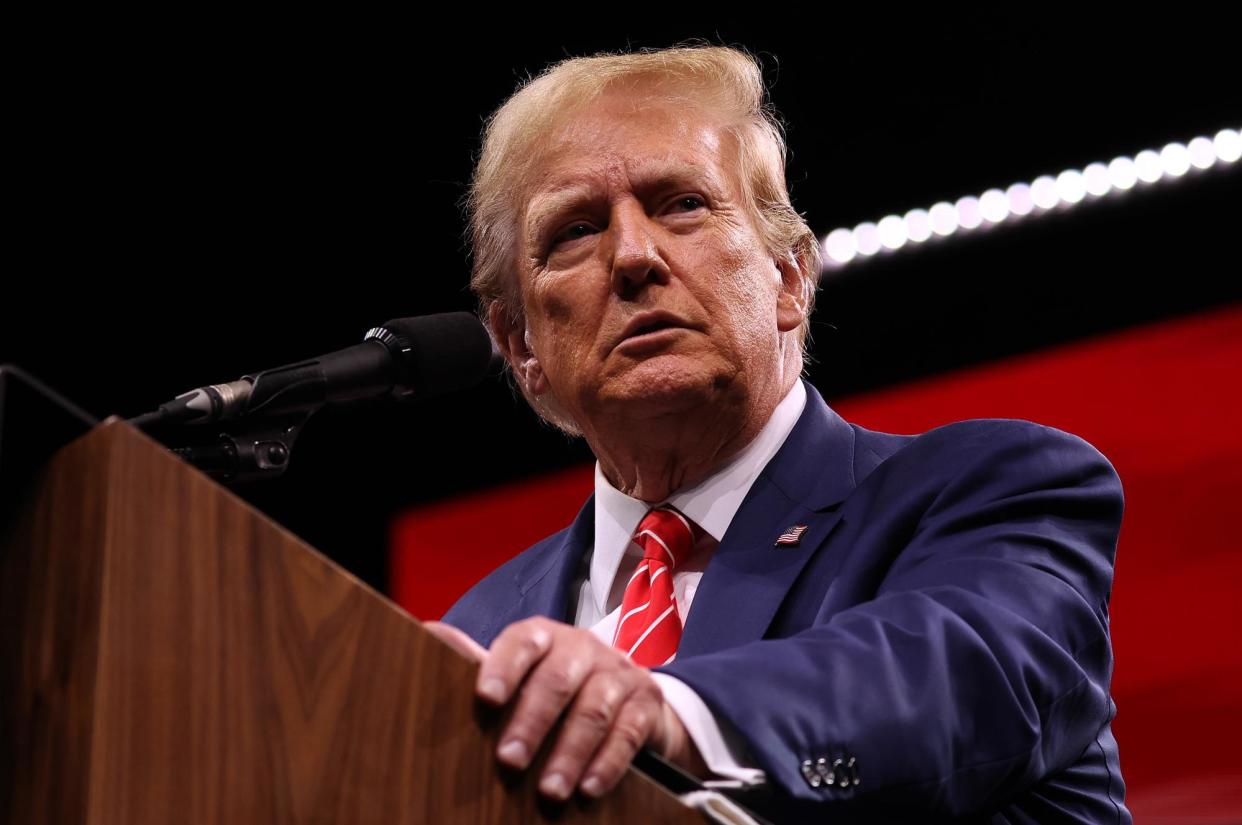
[[854, 415, 1118, 488]]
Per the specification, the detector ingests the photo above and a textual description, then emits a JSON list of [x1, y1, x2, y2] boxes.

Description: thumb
[[422, 620, 488, 663]]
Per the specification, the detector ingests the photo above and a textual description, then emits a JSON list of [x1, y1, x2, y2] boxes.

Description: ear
[[489, 302, 551, 395], [774, 253, 808, 334]]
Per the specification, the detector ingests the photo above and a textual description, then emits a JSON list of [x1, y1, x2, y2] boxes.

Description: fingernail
[[479, 678, 506, 703], [580, 775, 604, 797], [540, 772, 570, 800], [497, 739, 529, 768]]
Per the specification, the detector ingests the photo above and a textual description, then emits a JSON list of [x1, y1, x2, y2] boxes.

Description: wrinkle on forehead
[[518, 95, 737, 246]]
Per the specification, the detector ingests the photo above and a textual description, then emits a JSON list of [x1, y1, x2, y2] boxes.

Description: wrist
[[659, 700, 710, 778]]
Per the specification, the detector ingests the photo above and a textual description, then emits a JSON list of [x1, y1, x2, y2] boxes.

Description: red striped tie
[[612, 507, 702, 667]]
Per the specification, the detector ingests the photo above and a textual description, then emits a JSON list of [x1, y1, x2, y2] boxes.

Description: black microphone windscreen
[[381, 313, 495, 401]]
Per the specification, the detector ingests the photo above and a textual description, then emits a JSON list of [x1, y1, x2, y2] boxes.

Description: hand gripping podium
[[0, 368, 703, 824]]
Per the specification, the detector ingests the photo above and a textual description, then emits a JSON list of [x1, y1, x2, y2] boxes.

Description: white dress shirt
[[571, 380, 807, 785]]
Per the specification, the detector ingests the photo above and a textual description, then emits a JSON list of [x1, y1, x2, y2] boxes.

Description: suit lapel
[[491, 496, 595, 637], [679, 382, 857, 658]]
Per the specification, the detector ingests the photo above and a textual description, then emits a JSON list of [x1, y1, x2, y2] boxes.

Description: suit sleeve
[[657, 422, 1124, 818]]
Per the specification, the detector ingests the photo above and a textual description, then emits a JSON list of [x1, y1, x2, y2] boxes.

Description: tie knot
[[632, 507, 701, 570]]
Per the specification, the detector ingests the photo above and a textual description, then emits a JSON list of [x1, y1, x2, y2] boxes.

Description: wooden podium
[[0, 407, 704, 823]]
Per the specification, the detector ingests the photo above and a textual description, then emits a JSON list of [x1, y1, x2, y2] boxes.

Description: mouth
[[614, 310, 696, 353]]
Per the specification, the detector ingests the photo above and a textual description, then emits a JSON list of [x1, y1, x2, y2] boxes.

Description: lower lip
[[615, 326, 689, 355]]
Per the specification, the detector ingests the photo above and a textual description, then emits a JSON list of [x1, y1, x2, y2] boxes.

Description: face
[[501, 90, 805, 434]]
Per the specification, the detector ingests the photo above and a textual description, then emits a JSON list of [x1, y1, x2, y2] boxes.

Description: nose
[[608, 201, 670, 298]]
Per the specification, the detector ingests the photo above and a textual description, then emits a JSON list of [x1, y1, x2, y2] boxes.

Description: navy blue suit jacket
[[443, 381, 1130, 823]]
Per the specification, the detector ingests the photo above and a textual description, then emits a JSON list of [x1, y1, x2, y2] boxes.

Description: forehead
[[519, 92, 738, 217]]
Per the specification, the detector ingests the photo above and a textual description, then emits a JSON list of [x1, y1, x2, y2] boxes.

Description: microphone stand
[[125, 312, 498, 484], [132, 342, 396, 484], [166, 411, 313, 483]]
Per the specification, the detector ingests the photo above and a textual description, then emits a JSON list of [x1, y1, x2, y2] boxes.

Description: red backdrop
[[393, 303, 1242, 821]]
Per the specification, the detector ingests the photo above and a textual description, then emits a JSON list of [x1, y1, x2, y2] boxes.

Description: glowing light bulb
[[1055, 169, 1086, 205], [929, 202, 958, 237], [1031, 175, 1059, 210], [956, 196, 982, 230], [854, 222, 881, 256], [1107, 156, 1138, 191], [1083, 162, 1111, 197], [877, 214, 908, 250], [823, 228, 857, 266], [1187, 137, 1216, 170], [1215, 128, 1241, 164], [904, 208, 933, 243], [1135, 150, 1163, 184], [1160, 142, 1191, 178], [1006, 183, 1034, 216]]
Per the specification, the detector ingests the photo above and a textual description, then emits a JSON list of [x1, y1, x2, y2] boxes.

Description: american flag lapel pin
[[775, 524, 809, 547]]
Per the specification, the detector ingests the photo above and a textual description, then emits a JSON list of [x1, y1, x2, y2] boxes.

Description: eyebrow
[[524, 183, 600, 245], [523, 159, 722, 243]]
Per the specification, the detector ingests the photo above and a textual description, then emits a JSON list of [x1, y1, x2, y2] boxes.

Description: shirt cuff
[[651, 672, 767, 786]]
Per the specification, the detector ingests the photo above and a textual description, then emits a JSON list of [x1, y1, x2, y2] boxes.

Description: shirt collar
[[589, 380, 808, 616]]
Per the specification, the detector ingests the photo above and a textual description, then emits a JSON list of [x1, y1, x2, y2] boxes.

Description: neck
[[587, 373, 797, 503]]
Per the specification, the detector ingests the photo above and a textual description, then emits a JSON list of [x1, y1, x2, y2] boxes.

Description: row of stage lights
[[821, 127, 1241, 271]]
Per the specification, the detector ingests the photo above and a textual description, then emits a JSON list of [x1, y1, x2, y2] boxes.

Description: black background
[[6, 12, 1238, 593]]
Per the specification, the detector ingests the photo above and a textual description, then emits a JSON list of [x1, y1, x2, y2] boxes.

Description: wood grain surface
[[2, 420, 705, 824]]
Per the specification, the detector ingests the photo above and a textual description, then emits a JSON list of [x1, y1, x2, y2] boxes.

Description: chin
[[598, 358, 732, 414]]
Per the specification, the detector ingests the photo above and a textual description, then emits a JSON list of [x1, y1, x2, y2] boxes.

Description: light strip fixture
[[820, 127, 1241, 271]]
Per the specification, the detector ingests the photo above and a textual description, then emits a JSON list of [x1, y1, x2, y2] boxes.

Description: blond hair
[[467, 45, 820, 429]]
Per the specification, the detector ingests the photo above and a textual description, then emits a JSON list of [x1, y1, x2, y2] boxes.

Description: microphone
[[132, 312, 497, 430]]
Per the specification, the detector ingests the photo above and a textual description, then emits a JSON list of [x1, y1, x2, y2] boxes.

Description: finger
[[537, 673, 629, 800], [422, 621, 487, 663], [475, 619, 554, 706], [576, 693, 661, 799], [496, 642, 593, 773]]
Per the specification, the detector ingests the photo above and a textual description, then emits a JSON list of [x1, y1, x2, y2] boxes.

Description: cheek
[[540, 291, 582, 329], [526, 253, 612, 325], [523, 275, 601, 370], [697, 238, 781, 348]]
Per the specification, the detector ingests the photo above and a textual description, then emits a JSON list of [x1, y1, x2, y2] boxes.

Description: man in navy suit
[[427, 45, 1129, 823]]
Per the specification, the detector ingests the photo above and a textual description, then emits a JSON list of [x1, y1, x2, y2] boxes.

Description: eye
[[669, 195, 706, 213], [550, 221, 598, 249]]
